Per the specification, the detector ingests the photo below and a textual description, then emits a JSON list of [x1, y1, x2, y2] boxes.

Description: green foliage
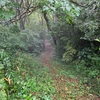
[[0, 25, 20, 51], [42, 0, 80, 23], [5, 52, 55, 100], [78, 48, 100, 78], [0, 49, 11, 70], [0, 79, 7, 100], [0, 0, 9, 6], [76, 47, 100, 95], [51, 21, 80, 61], [20, 29, 44, 54], [75, 0, 100, 39], [0, 0, 100, 98], [0, 49, 11, 100], [63, 40, 77, 62], [9, 25, 20, 33], [0, 0, 15, 20], [0, 25, 44, 54]]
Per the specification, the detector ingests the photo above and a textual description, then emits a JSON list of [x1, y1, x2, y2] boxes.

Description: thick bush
[[20, 29, 44, 54], [0, 49, 11, 100], [0, 25, 44, 55]]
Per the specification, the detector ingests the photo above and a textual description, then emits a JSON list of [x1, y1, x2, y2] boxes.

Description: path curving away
[[39, 39, 100, 100], [40, 39, 53, 65]]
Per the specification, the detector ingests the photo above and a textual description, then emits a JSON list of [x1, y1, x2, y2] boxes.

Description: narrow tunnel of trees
[[0, 0, 100, 99]]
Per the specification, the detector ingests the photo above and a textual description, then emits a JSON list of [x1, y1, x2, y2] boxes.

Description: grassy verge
[[5, 52, 55, 100]]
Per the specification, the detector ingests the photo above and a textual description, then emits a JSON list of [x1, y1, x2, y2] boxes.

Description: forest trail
[[40, 39, 53, 66], [39, 39, 100, 100], [40, 39, 70, 99]]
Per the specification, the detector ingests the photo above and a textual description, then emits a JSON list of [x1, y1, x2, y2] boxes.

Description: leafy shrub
[[75, 0, 100, 39], [51, 20, 82, 61], [63, 40, 77, 62], [0, 25, 21, 51], [0, 49, 11, 73], [0, 49, 11, 100], [20, 29, 44, 54], [77, 47, 100, 95], [0, 79, 7, 100], [9, 25, 20, 34], [78, 47, 100, 78], [0, 25, 44, 54]]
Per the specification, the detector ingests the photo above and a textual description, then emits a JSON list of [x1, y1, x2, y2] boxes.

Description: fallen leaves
[[16, 67, 20, 71], [3, 78, 11, 85], [65, 87, 69, 92], [75, 85, 79, 90]]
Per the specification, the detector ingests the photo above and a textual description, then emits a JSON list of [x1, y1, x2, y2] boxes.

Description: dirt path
[[39, 39, 100, 100], [40, 39, 53, 65]]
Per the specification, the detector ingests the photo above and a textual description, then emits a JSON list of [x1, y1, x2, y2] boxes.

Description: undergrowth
[[52, 60, 100, 97], [0, 49, 99, 100], [1, 51, 55, 100]]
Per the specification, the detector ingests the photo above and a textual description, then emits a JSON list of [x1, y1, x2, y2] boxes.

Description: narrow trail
[[40, 39, 53, 66], [40, 39, 57, 76], [39, 39, 100, 100]]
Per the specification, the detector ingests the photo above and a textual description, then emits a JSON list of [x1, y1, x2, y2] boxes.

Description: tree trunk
[[20, 18, 25, 30], [16, 0, 25, 30], [43, 11, 57, 45]]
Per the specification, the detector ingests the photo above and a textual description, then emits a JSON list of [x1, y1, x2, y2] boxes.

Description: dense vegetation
[[0, 0, 100, 99]]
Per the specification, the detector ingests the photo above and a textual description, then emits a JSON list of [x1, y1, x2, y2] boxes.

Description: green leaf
[[0, 64, 4, 70], [0, 0, 9, 6]]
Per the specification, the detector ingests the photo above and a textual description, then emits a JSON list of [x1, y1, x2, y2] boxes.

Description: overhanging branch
[[0, 5, 39, 25], [70, 0, 86, 7]]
